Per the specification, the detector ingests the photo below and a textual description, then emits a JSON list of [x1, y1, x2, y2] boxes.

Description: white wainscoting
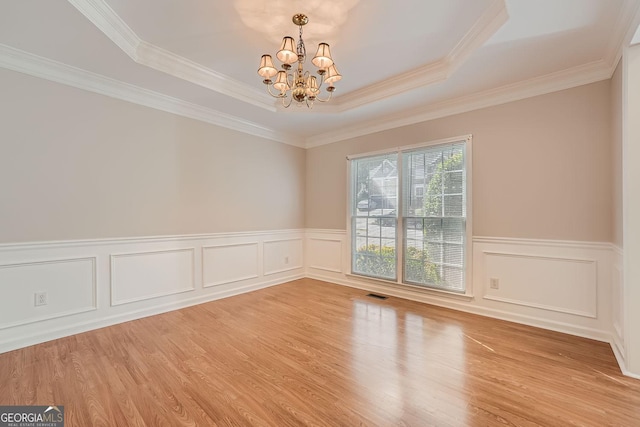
[[111, 248, 196, 306], [305, 230, 614, 343], [307, 236, 343, 273], [481, 251, 597, 318], [0, 257, 96, 329], [263, 238, 303, 275], [611, 245, 625, 366], [0, 229, 304, 353], [0, 228, 624, 373], [202, 242, 259, 287]]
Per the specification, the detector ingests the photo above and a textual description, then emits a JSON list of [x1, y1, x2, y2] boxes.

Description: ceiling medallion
[[257, 13, 342, 108]]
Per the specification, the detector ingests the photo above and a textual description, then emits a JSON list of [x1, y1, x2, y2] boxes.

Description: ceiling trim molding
[[447, 0, 508, 65], [67, 0, 139, 58], [67, 0, 277, 111], [305, 59, 613, 148], [332, 0, 508, 112], [608, 0, 640, 59], [134, 41, 276, 112], [67, 0, 509, 114], [0, 44, 302, 147]]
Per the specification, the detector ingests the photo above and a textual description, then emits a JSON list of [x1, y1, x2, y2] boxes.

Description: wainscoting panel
[[264, 238, 303, 276], [307, 237, 343, 273], [0, 229, 621, 376], [110, 248, 196, 306], [611, 246, 625, 362], [305, 230, 614, 344], [0, 230, 304, 354], [0, 257, 96, 329], [482, 251, 597, 318], [203, 243, 259, 287]]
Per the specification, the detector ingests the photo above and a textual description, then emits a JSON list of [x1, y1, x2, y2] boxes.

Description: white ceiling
[[1, 0, 639, 147]]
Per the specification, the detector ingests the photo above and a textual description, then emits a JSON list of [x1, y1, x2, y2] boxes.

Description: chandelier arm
[[287, 71, 295, 87], [266, 84, 286, 98], [306, 98, 315, 109], [314, 90, 334, 103], [282, 96, 293, 108]]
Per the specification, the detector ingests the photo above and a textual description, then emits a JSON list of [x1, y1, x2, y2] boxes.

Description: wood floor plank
[[1, 278, 639, 426]]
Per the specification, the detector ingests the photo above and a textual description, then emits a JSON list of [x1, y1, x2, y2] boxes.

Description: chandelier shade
[[276, 36, 298, 65], [324, 64, 342, 85], [257, 55, 277, 79], [312, 43, 333, 69], [257, 13, 341, 108], [273, 70, 289, 92]]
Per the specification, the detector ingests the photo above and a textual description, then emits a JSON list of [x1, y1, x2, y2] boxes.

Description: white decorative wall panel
[[612, 247, 624, 350], [0, 257, 96, 329], [481, 251, 597, 318], [111, 248, 195, 305], [0, 230, 304, 354], [307, 238, 343, 273], [0, 229, 618, 369], [305, 230, 612, 343], [263, 238, 303, 275], [202, 243, 259, 287]]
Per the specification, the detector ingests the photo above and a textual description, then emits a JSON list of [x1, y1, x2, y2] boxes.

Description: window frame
[[346, 135, 473, 297]]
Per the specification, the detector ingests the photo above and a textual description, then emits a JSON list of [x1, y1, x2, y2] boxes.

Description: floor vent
[[366, 293, 388, 300]]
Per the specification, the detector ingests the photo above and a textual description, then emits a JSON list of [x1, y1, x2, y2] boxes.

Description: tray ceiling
[[1, 0, 639, 147]]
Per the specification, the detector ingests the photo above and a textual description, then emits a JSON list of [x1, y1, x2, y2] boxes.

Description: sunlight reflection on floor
[[351, 299, 469, 425]]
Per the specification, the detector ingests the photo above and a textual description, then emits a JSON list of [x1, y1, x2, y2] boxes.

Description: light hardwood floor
[[1, 278, 639, 426]]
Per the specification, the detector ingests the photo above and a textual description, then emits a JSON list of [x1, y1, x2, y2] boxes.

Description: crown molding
[[67, 0, 139, 58], [447, 0, 508, 66], [67, 0, 277, 111], [67, 0, 508, 114], [305, 0, 640, 147], [0, 44, 302, 147], [305, 59, 613, 148], [331, 0, 508, 112], [6, 1, 638, 150], [134, 41, 277, 111], [609, 0, 640, 58]]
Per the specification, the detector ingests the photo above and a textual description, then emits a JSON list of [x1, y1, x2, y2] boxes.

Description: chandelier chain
[[297, 25, 306, 61]]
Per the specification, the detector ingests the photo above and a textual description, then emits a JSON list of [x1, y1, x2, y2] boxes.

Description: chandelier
[[257, 13, 342, 108]]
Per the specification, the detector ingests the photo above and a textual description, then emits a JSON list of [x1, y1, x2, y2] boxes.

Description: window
[[349, 136, 471, 293], [351, 154, 398, 280]]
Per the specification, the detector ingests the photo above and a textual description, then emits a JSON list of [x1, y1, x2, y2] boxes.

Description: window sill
[[345, 273, 474, 302]]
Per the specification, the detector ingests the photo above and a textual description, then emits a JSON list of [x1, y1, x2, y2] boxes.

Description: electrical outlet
[[35, 292, 48, 306], [489, 278, 499, 290], [284, 256, 289, 264]]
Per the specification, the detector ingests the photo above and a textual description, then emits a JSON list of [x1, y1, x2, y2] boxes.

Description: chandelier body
[[257, 14, 342, 108]]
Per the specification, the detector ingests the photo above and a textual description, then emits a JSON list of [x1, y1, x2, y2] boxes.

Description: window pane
[[443, 218, 464, 243], [402, 142, 466, 292], [443, 195, 463, 217], [444, 171, 463, 194], [353, 154, 398, 217], [443, 266, 464, 291], [351, 154, 398, 281], [350, 140, 467, 291]]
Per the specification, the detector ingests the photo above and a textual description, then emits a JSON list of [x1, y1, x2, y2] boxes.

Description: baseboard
[[610, 340, 640, 380], [0, 273, 303, 354], [0, 229, 305, 354], [0, 229, 631, 379], [306, 271, 611, 343]]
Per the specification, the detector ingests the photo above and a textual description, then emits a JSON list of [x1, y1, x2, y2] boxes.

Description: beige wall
[[306, 81, 613, 242], [0, 69, 305, 243], [611, 61, 624, 248]]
